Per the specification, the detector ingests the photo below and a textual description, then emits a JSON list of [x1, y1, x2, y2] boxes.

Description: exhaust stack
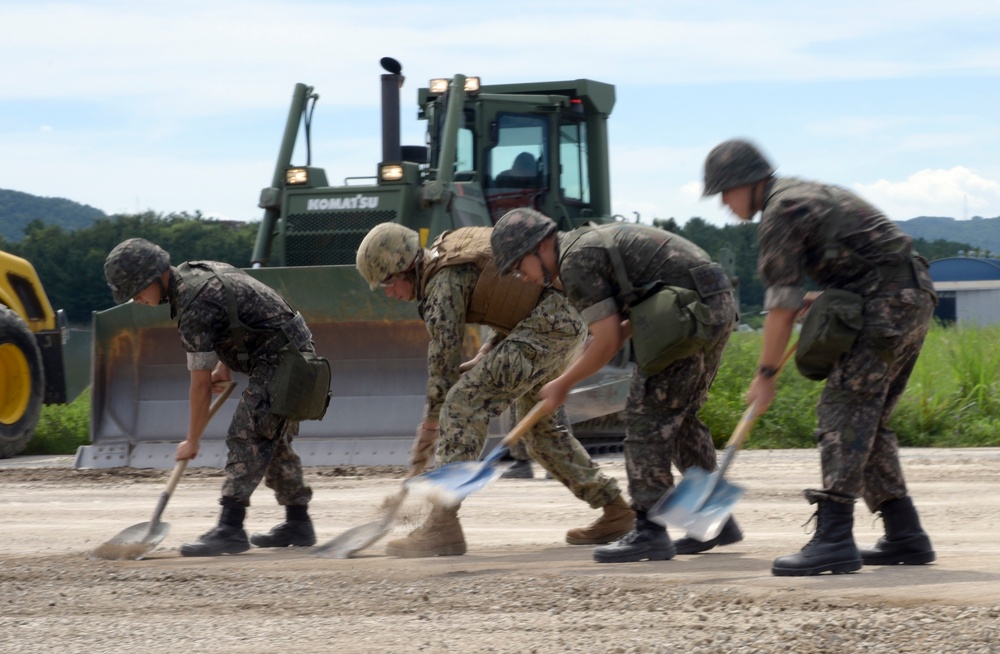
[[380, 57, 403, 163]]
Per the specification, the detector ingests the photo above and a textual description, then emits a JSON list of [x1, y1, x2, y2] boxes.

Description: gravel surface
[[2, 448, 999, 653]]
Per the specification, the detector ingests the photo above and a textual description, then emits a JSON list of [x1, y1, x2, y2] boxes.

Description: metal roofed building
[[929, 256, 1000, 325]]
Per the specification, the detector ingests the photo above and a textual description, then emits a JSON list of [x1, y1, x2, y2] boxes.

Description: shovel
[[648, 345, 796, 541], [311, 463, 423, 559], [404, 399, 554, 508], [90, 381, 237, 561]]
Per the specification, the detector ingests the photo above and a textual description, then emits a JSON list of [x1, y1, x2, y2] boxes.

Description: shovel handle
[[724, 344, 798, 451], [152, 381, 238, 523], [499, 399, 555, 449]]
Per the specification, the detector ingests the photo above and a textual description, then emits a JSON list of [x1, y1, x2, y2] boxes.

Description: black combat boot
[[180, 499, 251, 557], [772, 497, 862, 576], [860, 496, 935, 565], [500, 459, 534, 479], [593, 512, 676, 563], [674, 515, 744, 555], [250, 504, 317, 548]]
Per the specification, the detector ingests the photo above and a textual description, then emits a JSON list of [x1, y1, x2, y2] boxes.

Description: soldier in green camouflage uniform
[[104, 238, 317, 557], [491, 210, 739, 564], [356, 223, 634, 558], [703, 138, 937, 576]]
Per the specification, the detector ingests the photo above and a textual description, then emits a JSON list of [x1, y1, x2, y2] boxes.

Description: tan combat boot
[[565, 495, 635, 545], [384, 505, 467, 558]]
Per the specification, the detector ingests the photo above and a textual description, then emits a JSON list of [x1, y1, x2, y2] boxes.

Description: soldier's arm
[[540, 312, 624, 410], [422, 266, 477, 425], [178, 368, 214, 460]]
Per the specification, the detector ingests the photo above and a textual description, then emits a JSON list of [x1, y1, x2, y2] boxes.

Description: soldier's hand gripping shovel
[[404, 399, 554, 508], [90, 381, 237, 561], [648, 345, 797, 541]]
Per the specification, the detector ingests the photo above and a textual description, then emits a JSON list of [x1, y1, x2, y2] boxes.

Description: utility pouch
[[270, 345, 333, 421], [795, 288, 865, 381], [629, 285, 714, 376]]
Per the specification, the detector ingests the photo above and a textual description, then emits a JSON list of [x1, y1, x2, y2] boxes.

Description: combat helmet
[[104, 238, 171, 304], [702, 139, 775, 197], [491, 208, 558, 275], [356, 222, 421, 290]]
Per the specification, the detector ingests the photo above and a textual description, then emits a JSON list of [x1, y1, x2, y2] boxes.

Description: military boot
[[384, 505, 466, 558], [250, 504, 317, 548], [180, 499, 251, 557], [860, 496, 935, 565], [772, 497, 862, 576], [565, 495, 635, 545], [593, 512, 676, 563], [674, 516, 744, 554], [500, 459, 534, 479]]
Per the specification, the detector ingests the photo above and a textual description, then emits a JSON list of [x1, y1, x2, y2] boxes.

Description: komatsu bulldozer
[[77, 58, 631, 469], [0, 251, 70, 458]]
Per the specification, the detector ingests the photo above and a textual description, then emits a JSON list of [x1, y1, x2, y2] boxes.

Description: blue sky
[[3, 0, 1000, 229]]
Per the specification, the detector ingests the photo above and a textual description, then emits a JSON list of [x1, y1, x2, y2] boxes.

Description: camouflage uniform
[[168, 262, 314, 508], [422, 262, 621, 508], [557, 223, 738, 512], [758, 178, 936, 511]]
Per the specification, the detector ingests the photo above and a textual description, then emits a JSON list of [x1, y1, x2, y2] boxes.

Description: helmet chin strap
[[157, 277, 169, 305]]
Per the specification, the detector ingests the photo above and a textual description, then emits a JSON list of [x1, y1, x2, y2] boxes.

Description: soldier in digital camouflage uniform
[[491, 209, 739, 564], [104, 238, 318, 557], [702, 138, 937, 576], [356, 222, 634, 558]]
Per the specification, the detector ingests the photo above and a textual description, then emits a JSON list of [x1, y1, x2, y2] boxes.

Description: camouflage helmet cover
[[104, 238, 171, 304], [490, 208, 558, 275], [702, 138, 775, 197], [356, 222, 421, 290]]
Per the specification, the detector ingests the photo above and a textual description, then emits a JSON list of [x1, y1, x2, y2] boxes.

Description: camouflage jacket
[[167, 261, 313, 375], [758, 177, 923, 311], [557, 222, 714, 324]]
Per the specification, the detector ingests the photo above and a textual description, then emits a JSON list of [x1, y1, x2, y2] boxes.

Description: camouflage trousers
[[625, 291, 736, 512], [438, 290, 621, 508], [809, 288, 935, 512], [220, 367, 313, 507]]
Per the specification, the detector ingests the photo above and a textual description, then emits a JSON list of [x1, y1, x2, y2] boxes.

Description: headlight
[[285, 168, 309, 185], [429, 78, 449, 95], [428, 77, 481, 95], [379, 163, 404, 182]]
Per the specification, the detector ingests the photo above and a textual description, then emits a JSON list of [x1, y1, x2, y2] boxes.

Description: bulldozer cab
[[80, 64, 630, 470]]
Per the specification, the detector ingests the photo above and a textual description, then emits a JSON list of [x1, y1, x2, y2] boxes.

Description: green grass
[[23, 323, 1000, 456], [702, 323, 1000, 449], [25, 388, 91, 456]]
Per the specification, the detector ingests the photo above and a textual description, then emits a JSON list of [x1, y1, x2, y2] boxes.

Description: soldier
[[104, 238, 319, 557], [702, 138, 937, 576], [355, 223, 634, 558], [490, 210, 740, 563]]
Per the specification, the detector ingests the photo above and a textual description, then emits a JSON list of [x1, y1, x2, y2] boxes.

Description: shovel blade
[[312, 520, 391, 559], [404, 446, 508, 507], [648, 469, 746, 542], [90, 521, 170, 560]]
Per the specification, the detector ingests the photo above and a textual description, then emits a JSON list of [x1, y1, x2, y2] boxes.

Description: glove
[[411, 423, 439, 473]]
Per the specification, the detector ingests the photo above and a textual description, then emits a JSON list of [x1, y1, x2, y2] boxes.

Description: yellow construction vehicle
[[0, 251, 70, 457]]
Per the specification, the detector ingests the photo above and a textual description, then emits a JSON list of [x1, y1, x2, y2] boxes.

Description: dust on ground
[[2, 448, 1000, 654]]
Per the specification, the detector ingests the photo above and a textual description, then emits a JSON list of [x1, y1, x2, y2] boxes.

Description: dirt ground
[[2, 448, 1000, 654]]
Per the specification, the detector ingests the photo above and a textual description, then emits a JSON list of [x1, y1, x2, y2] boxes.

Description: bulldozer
[[77, 58, 632, 469], [0, 250, 70, 458]]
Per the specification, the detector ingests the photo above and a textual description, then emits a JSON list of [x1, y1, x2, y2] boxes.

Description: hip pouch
[[629, 285, 714, 376], [270, 345, 332, 421], [795, 288, 864, 381]]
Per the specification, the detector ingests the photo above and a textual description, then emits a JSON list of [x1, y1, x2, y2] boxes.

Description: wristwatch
[[757, 365, 779, 379]]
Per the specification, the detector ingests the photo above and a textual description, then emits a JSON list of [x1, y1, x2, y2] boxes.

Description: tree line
[[0, 212, 973, 325]]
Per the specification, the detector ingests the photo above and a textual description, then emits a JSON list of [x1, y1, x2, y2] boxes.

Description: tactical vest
[[418, 227, 542, 333]]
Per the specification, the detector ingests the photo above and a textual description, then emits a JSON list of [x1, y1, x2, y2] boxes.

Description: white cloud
[[854, 167, 1000, 220]]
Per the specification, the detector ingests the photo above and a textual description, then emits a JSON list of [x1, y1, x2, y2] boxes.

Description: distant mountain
[[896, 215, 1000, 255], [0, 188, 106, 242]]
